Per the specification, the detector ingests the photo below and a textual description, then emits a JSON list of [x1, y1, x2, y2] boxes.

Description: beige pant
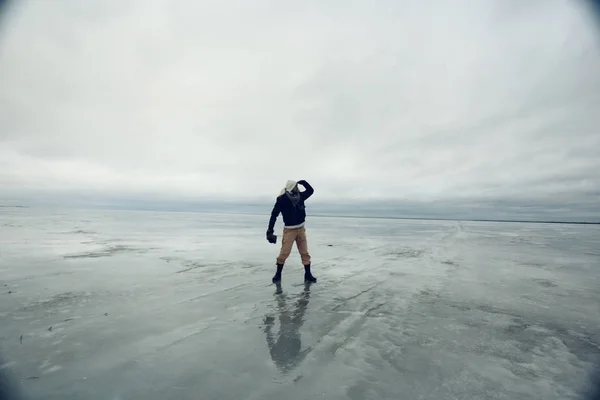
[[277, 227, 311, 266]]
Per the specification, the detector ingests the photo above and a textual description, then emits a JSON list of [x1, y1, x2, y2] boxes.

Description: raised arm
[[297, 180, 314, 200]]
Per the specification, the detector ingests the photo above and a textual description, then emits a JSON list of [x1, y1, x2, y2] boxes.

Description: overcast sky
[[0, 0, 599, 207]]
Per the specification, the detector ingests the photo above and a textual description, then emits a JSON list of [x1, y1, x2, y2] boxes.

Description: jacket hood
[[279, 180, 298, 196]]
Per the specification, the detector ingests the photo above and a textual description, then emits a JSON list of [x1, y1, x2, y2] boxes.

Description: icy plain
[[1, 208, 599, 400]]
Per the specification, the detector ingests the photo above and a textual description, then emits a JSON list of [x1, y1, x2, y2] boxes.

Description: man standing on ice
[[266, 179, 317, 284]]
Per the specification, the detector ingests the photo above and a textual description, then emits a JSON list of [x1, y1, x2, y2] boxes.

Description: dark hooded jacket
[[268, 181, 314, 231]]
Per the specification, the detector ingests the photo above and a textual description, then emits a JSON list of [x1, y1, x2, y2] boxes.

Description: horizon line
[[2, 204, 599, 226]]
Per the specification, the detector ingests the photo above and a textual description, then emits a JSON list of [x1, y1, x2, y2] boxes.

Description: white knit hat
[[279, 180, 298, 196]]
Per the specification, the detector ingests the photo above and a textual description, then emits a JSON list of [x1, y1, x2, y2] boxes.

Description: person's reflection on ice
[[262, 283, 312, 374]]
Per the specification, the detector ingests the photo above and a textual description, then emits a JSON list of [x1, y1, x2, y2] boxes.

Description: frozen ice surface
[[1, 208, 600, 400]]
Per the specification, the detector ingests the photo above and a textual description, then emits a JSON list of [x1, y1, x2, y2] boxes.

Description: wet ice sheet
[[1, 208, 600, 399]]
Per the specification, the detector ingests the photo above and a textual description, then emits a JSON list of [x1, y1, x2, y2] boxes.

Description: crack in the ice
[[366, 302, 388, 316], [332, 284, 381, 311], [159, 328, 209, 351], [64, 245, 153, 259], [441, 260, 458, 266], [175, 265, 206, 274], [323, 244, 390, 263], [22, 292, 93, 311], [326, 313, 369, 357]]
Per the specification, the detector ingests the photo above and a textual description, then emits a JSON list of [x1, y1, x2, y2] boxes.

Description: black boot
[[272, 263, 284, 283], [304, 264, 317, 283]]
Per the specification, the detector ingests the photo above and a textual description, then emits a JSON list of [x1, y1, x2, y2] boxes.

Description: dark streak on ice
[[64, 245, 151, 259], [332, 284, 381, 311]]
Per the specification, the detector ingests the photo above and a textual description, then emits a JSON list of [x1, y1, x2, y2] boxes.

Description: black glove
[[297, 180, 307, 186], [266, 230, 277, 244]]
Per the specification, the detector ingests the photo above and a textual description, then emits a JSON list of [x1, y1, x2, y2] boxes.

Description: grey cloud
[[0, 0, 599, 219]]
